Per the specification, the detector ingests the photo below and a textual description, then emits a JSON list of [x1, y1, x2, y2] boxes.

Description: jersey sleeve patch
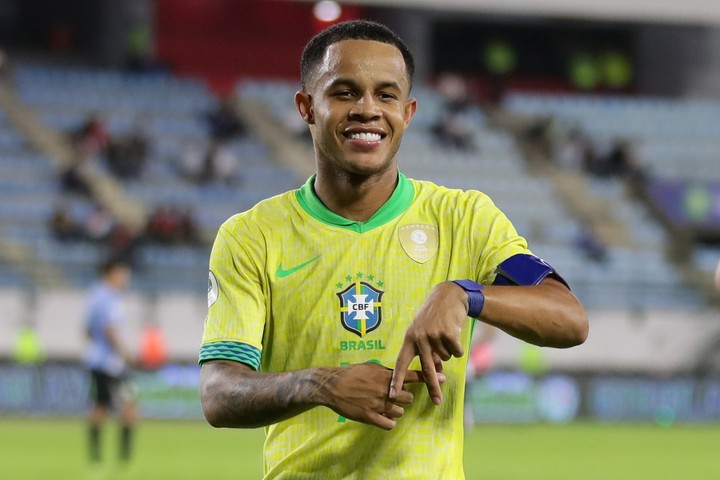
[[199, 341, 261, 370]]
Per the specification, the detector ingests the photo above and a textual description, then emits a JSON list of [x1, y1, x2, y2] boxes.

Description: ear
[[403, 97, 417, 127], [295, 91, 314, 125]]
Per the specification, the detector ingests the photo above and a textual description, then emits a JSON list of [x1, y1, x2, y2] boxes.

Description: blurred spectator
[[107, 224, 139, 267], [566, 135, 649, 184], [60, 152, 93, 197], [581, 142, 606, 177], [124, 23, 151, 72], [49, 200, 84, 242], [569, 52, 600, 91], [600, 50, 634, 91], [84, 205, 115, 243], [182, 140, 241, 185], [49, 197, 139, 264], [147, 206, 181, 244], [431, 75, 477, 152], [123, 24, 168, 74], [179, 141, 205, 182], [205, 96, 247, 142], [600, 138, 647, 183], [71, 113, 110, 158], [483, 39, 517, 106], [555, 127, 594, 171], [522, 117, 554, 161], [106, 119, 149, 181], [186, 96, 247, 185], [145, 206, 198, 245], [604, 139, 631, 176], [59, 168, 90, 196], [576, 224, 608, 264], [61, 114, 109, 195], [145, 205, 200, 246], [208, 141, 241, 185], [178, 207, 200, 245]]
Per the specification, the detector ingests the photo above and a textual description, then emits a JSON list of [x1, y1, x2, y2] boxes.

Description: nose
[[349, 93, 381, 120]]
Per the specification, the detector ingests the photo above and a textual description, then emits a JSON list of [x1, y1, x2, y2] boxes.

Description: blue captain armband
[[492, 253, 569, 288]]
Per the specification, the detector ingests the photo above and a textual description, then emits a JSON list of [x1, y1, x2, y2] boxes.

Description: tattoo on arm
[[202, 361, 340, 428]]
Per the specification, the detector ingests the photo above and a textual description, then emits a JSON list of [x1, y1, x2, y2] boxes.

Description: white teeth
[[349, 132, 381, 141]]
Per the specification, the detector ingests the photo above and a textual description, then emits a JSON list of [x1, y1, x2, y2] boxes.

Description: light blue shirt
[[85, 282, 126, 376]]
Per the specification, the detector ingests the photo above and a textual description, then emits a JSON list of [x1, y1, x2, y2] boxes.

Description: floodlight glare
[[314, 1, 342, 22]]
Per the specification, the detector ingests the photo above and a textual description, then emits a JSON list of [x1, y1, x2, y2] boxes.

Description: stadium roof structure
[[317, 0, 720, 26]]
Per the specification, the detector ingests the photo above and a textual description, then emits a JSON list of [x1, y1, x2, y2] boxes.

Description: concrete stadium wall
[[491, 309, 720, 373], [0, 288, 206, 364]]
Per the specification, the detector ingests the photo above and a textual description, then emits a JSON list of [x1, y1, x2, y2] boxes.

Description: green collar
[[296, 172, 414, 233]]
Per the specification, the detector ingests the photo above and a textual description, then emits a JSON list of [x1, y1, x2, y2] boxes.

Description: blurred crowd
[[553, 126, 647, 183], [49, 95, 251, 263]]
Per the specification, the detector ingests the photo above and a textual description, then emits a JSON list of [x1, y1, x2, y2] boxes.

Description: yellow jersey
[[200, 172, 531, 479]]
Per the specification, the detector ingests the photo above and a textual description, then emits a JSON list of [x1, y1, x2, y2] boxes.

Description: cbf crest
[[336, 278, 384, 337]]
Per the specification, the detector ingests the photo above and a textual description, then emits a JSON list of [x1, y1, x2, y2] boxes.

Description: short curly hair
[[300, 20, 415, 92]]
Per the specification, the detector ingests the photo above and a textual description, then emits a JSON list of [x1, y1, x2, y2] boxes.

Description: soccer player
[[85, 257, 137, 469], [199, 20, 588, 479]]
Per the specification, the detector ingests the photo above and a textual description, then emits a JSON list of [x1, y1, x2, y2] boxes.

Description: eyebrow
[[326, 78, 404, 93]]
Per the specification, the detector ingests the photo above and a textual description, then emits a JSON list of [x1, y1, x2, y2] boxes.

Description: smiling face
[[295, 39, 417, 179]]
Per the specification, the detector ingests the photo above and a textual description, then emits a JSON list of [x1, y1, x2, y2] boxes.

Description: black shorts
[[89, 370, 133, 409]]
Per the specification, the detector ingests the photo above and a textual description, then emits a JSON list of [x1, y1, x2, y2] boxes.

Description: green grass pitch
[[1, 418, 718, 479]]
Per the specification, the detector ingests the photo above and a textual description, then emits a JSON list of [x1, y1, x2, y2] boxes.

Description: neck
[[313, 167, 398, 222]]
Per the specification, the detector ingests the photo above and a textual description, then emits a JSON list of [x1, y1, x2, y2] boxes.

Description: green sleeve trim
[[199, 341, 261, 370], [295, 171, 414, 233]]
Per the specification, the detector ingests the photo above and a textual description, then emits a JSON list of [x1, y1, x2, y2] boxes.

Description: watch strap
[[451, 280, 485, 318]]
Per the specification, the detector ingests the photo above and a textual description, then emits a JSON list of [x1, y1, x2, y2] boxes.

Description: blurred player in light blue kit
[[84, 257, 138, 470]]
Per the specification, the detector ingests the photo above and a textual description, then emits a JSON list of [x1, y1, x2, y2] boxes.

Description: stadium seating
[[3, 65, 304, 292], [503, 91, 711, 309], [5, 67, 715, 309], [0, 106, 55, 288], [504, 92, 720, 182]]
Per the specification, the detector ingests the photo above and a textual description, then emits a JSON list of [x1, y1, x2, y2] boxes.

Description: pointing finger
[[418, 342, 442, 405], [389, 340, 414, 399]]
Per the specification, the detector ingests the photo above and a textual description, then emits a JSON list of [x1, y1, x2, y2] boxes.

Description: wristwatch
[[451, 280, 485, 318]]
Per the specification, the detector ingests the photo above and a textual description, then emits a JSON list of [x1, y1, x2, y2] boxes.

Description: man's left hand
[[389, 281, 470, 405]]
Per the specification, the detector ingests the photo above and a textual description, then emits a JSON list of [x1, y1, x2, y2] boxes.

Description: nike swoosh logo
[[276, 255, 320, 278]]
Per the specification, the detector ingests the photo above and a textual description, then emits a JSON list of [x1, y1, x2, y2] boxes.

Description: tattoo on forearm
[[210, 363, 339, 427]]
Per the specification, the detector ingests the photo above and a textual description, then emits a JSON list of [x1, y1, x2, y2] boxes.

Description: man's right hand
[[199, 360, 446, 430], [313, 362, 444, 430]]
